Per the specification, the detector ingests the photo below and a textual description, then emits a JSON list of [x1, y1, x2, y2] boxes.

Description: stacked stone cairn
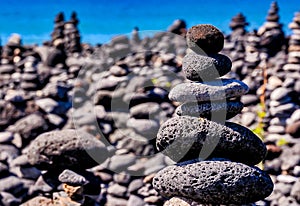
[[257, 1, 285, 57], [64, 12, 82, 54], [152, 24, 274, 205], [26, 129, 109, 205], [51, 12, 65, 45], [278, 11, 300, 139], [223, 13, 248, 79], [50, 12, 82, 55], [229, 13, 249, 42], [285, 12, 300, 138]]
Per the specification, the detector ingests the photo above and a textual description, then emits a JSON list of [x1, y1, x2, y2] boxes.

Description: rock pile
[[64, 12, 82, 54], [152, 24, 273, 205], [263, 11, 300, 143], [51, 12, 65, 45], [229, 13, 249, 42], [26, 129, 108, 204], [258, 1, 285, 57], [50, 12, 82, 56]]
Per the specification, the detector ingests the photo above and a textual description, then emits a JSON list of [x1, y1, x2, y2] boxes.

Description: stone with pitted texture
[[153, 23, 273, 205], [186, 24, 224, 54], [58, 169, 89, 186], [27, 129, 109, 170], [156, 116, 266, 165], [153, 160, 273, 205]]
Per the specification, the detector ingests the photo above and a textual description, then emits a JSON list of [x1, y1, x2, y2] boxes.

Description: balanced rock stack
[[51, 12, 65, 45], [283, 11, 300, 138], [26, 129, 109, 205], [64, 12, 82, 54], [229, 13, 249, 42], [152, 24, 273, 205], [20, 56, 41, 91], [257, 1, 285, 57]]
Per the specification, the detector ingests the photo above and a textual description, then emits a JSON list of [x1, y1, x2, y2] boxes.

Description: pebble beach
[[0, 1, 300, 206]]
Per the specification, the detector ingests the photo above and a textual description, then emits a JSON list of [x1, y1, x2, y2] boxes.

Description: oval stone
[[27, 129, 109, 170], [175, 100, 243, 120], [152, 160, 273, 205], [169, 79, 249, 103], [156, 116, 266, 165], [182, 52, 232, 81]]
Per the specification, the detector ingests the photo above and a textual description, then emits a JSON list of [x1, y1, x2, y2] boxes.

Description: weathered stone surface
[[153, 160, 273, 205], [21, 196, 54, 206], [169, 79, 249, 103], [156, 116, 266, 165], [182, 52, 231, 81], [58, 169, 89, 186], [186, 24, 224, 54], [175, 100, 243, 119], [163, 197, 193, 206], [27, 129, 109, 170]]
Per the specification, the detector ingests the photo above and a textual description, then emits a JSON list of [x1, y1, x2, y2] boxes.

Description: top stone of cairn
[[186, 24, 224, 54]]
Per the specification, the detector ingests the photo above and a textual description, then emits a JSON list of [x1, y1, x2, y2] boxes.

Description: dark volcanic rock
[[186, 24, 224, 54], [169, 79, 249, 103], [156, 116, 266, 165], [175, 100, 243, 120], [153, 160, 273, 205], [27, 129, 109, 170], [182, 52, 232, 81]]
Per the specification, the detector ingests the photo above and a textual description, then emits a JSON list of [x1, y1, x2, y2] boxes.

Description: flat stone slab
[[169, 79, 249, 103], [27, 129, 109, 170], [182, 52, 231, 81], [175, 100, 243, 120], [156, 116, 266, 165], [153, 160, 273, 205]]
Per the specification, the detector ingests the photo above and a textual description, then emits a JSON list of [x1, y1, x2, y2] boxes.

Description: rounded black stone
[[186, 24, 224, 54], [27, 129, 109, 170]]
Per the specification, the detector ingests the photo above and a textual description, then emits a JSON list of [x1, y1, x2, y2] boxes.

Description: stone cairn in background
[[283, 12, 300, 138], [285, 11, 300, 139], [50, 12, 82, 55], [263, 11, 300, 144], [64, 12, 82, 54], [223, 13, 248, 79], [229, 13, 249, 42], [257, 1, 285, 57], [152, 24, 274, 205], [51, 12, 65, 45]]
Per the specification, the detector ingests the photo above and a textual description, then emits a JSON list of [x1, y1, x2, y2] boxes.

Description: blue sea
[[0, 0, 299, 45]]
